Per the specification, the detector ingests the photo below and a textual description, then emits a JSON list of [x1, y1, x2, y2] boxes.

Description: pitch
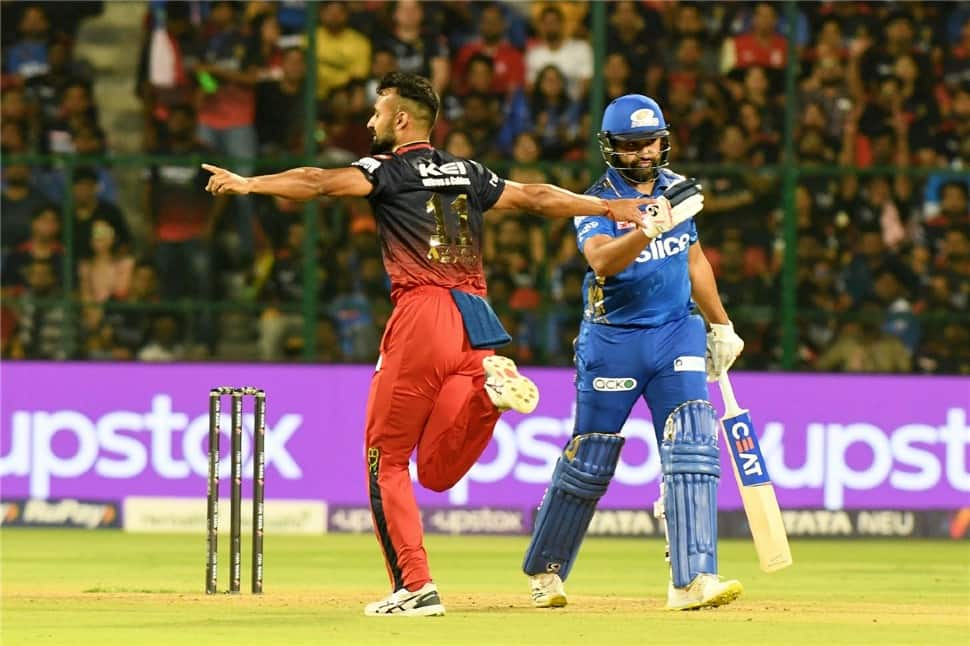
[[2, 530, 966, 645]]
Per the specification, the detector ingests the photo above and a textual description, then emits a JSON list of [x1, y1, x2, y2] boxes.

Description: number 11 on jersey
[[426, 193, 476, 265]]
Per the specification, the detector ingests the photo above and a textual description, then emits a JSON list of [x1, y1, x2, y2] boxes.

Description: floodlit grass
[[2, 530, 967, 645]]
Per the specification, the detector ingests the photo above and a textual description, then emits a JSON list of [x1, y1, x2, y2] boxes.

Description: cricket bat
[[718, 373, 793, 573]]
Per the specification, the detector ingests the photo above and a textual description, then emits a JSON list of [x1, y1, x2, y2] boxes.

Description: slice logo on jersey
[[630, 108, 659, 128], [673, 356, 705, 372], [636, 232, 691, 263], [593, 377, 638, 392]]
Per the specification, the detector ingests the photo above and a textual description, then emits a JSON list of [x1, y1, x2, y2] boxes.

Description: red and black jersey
[[351, 143, 506, 301]]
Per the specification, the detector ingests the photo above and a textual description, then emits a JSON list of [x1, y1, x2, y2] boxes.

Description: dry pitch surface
[[2, 530, 967, 645]]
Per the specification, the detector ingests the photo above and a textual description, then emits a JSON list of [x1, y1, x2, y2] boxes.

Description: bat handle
[[718, 373, 742, 416]]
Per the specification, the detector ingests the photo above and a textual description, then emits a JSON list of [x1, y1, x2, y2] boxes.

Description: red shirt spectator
[[452, 3, 525, 96], [721, 2, 787, 72]]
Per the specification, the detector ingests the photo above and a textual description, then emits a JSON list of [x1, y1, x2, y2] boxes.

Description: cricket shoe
[[665, 574, 743, 611], [363, 582, 446, 617], [529, 572, 567, 608], [483, 355, 539, 414]]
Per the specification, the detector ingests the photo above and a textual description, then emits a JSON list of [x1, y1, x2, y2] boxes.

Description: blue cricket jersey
[[574, 167, 698, 327]]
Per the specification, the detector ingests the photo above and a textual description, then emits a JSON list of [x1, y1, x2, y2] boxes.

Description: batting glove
[[640, 179, 704, 239], [706, 321, 744, 381]]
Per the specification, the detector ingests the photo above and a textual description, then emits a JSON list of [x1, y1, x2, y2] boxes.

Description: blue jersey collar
[[603, 167, 674, 199]]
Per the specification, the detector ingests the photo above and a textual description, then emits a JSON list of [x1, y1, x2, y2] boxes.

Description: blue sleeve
[[688, 218, 698, 245], [574, 214, 616, 253]]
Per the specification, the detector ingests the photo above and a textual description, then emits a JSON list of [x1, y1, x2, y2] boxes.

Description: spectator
[[26, 38, 93, 125], [816, 303, 911, 373], [258, 220, 307, 361], [526, 64, 585, 160], [721, 2, 787, 75], [250, 11, 284, 81], [79, 304, 130, 360], [78, 219, 135, 304], [315, 1, 370, 101], [1, 204, 63, 293], [915, 322, 970, 375], [105, 261, 160, 357], [42, 80, 99, 153], [855, 11, 932, 98], [842, 230, 911, 305], [452, 2, 525, 97], [608, 1, 659, 86], [365, 46, 399, 104], [449, 91, 503, 162], [603, 52, 634, 103], [137, 314, 187, 361], [525, 5, 593, 100], [145, 104, 226, 302], [378, 0, 449, 95], [70, 166, 132, 262], [1, 87, 39, 152], [8, 260, 70, 359], [319, 80, 372, 160], [3, 4, 50, 80], [194, 0, 261, 259], [1, 162, 51, 253], [873, 267, 921, 352], [441, 128, 473, 158], [700, 124, 776, 248], [136, 0, 200, 141], [255, 47, 306, 155]]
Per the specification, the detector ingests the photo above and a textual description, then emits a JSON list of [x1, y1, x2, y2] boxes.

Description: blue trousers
[[574, 314, 709, 442]]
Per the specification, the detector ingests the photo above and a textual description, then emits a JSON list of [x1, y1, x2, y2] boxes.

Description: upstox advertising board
[[1, 362, 968, 511]]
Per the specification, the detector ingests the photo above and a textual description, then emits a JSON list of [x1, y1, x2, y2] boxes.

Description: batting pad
[[523, 433, 625, 580], [661, 400, 720, 588]]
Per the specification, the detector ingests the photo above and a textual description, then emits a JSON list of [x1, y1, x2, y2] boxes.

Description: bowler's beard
[[370, 131, 395, 154]]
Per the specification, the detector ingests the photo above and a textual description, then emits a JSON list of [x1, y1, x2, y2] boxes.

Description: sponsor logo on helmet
[[630, 108, 659, 128]]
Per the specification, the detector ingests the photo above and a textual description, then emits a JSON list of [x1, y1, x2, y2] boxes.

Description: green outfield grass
[[2, 530, 967, 645]]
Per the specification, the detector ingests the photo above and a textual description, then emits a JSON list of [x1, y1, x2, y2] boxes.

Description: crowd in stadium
[[1, 1, 968, 373]]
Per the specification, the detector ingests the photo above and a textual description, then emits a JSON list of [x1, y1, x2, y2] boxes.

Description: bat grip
[[718, 373, 742, 416]]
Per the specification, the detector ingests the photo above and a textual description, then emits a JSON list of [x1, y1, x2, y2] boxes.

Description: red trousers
[[364, 286, 501, 591]]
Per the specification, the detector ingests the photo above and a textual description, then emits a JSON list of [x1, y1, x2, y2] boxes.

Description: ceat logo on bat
[[727, 416, 772, 486]]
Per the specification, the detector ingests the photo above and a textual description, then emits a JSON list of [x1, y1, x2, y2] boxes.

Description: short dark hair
[[940, 181, 969, 201], [73, 165, 99, 184], [376, 72, 439, 125]]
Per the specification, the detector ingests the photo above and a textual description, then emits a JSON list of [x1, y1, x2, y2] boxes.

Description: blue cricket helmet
[[597, 94, 671, 182]]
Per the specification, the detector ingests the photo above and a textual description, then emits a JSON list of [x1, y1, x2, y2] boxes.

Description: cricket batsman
[[523, 94, 746, 610]]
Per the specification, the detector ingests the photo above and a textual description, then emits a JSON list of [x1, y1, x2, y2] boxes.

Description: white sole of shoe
[[533, 593, 567, 609], [666, 581, 743, 611], [484, 355, 539, 414], [364, 603, 446, 617]]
